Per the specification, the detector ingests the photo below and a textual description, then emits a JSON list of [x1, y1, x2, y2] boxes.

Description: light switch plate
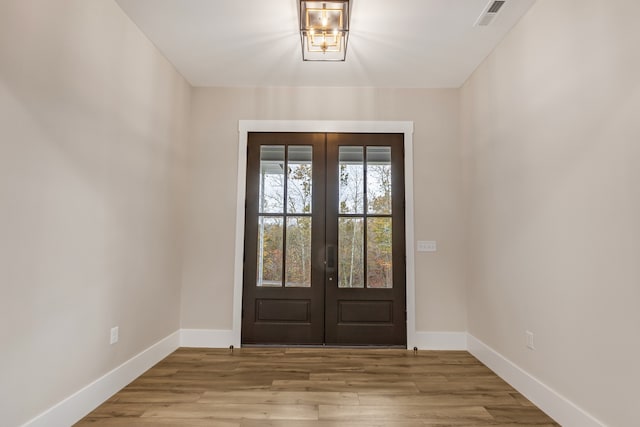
[[110, 326, 119, 345], [417, 241, 437, 252]]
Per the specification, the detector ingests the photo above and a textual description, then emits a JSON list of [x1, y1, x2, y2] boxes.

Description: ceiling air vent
[[475, 0, 506, 26]]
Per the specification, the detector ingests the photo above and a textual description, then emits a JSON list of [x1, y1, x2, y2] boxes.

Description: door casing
[[233, 120, 416, 348]]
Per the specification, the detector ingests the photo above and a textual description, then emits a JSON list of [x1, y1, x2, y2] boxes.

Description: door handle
[[326, 245, 336, 280]]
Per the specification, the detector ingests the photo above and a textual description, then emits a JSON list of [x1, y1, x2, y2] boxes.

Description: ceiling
[[115, 0, 536, 88]]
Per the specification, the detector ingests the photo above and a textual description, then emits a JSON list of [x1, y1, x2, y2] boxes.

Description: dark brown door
[[242, 132, 405, 346], [324, 133, 406, 345], [242, 133, 326, 344]]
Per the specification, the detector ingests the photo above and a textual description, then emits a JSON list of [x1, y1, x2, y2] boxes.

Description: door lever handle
[[326, 244, 336, 272]]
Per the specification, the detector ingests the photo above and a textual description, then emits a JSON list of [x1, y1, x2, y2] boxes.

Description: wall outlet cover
[[526, 330, 535, 350]]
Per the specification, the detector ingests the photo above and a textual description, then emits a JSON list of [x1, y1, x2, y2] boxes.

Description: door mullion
[[281, 146, 289, 288], [363, 145, 368, 289]]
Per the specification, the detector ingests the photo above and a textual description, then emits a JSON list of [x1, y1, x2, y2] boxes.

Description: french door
[[242, 132, 405, 346]]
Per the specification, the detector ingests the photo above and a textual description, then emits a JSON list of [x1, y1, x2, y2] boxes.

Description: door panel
[[242, 132, 405, 346], [324, 133, 406, 346], [242, 133, 326, 345]]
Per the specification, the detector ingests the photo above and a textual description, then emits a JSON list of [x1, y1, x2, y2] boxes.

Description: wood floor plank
[[82, 403, 154, 418], [76, 418, 240, 426], [358, 391, 519, 406], [111, 390, 201, 404], [142, 368, 180, 377], [415, 378, 515, 393], [309, 372, 442, 381], [140, 403, 319, 420], [344, 380, 420, 394], [484, 405, 558, 424], [318, 404, 493, 423], [127, 378, 273, 392], [76, 348, 559, 426], [199, 391, 359, 405], [270, 380, 348, 392]]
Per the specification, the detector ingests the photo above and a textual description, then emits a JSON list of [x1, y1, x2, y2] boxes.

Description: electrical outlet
[[417, 240, 437, 252], [110, 326, 119, 345], [526, 330, 535, 350]]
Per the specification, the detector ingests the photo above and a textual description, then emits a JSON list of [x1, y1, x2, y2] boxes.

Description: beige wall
[[181, 87, 467, 333], [461, 0, 640, 425], [0, 1, 191, 425]]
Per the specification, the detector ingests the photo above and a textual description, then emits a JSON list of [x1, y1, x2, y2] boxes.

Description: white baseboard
[[21, 330, 180, 427], [467, 334, 604, 427], [180, 328, 235, 348], [413, 331, 467, 350]]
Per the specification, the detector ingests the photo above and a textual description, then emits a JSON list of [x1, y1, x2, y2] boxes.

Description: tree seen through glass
[[257, 144, 393, 289], [338, 146, 393, 288], [257, 146, 313, 287]]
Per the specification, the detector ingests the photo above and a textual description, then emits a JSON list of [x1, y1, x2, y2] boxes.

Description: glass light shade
[[300, 1, 350, 61]]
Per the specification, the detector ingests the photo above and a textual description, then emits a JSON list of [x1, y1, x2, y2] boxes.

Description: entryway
[[241, 132, 406, 346]]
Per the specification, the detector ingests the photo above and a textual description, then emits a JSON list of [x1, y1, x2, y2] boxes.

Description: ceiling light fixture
[[299, 1, 350, 61]]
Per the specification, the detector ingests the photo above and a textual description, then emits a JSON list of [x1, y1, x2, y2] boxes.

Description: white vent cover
[[475, 0, 506, 26]]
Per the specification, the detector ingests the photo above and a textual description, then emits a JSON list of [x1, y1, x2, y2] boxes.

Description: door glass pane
[[338, 218, 364, 288], [259, 146, 285, 213], [367, 146, 392, 215], [367, 217, 393, 288], [257, 216, 283, 287], [285, 216, 312, 287], [339, 146, 364, 214], [287, 146, 313, 214]]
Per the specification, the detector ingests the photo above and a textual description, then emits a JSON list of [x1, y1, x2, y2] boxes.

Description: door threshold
[[241, 344, 407, 349]]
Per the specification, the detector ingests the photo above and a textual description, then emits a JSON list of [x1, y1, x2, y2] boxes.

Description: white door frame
[[233, 120, 416, 348]]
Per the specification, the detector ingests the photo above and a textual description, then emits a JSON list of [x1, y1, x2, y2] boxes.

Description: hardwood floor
[[76, 348, 558, 426]]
